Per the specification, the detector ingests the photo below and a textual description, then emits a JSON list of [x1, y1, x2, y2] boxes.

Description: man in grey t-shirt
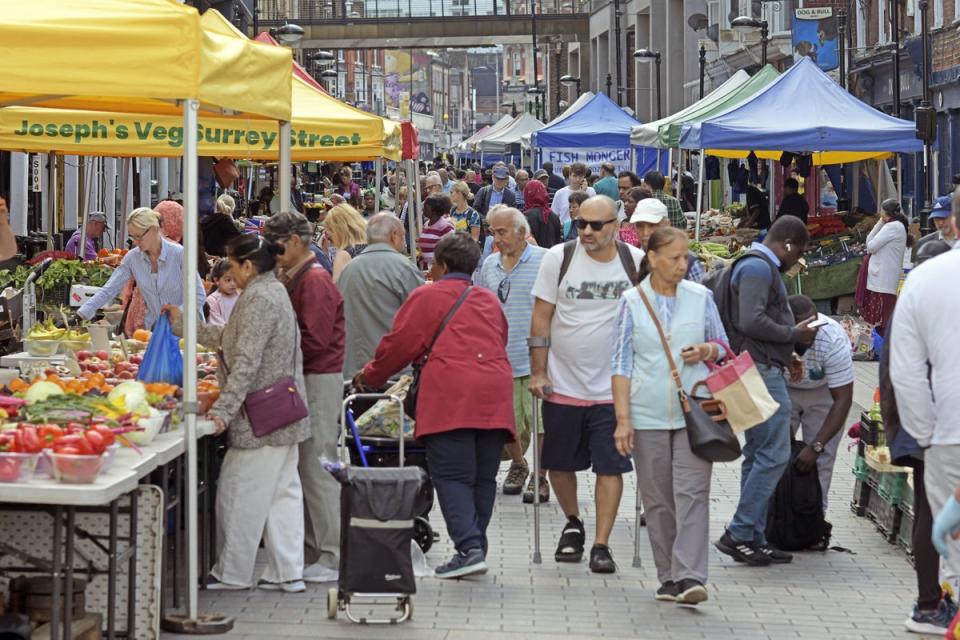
[[337, 214, 424, 379]]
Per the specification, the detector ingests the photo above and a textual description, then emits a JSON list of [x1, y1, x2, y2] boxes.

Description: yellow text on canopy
[[1, 109, 369, 159]]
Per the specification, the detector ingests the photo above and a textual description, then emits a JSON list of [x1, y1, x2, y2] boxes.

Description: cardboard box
[[836, 294, 857, 315]]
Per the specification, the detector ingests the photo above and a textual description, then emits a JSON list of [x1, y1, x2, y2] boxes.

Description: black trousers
[[913, 460, 941, 610]]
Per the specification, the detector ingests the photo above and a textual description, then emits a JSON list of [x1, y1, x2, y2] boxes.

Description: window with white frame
[[878, 0, 888, 44], [856, 0, 866, 52], [708, 0, 720, 31], [934, 0, 944, 27]]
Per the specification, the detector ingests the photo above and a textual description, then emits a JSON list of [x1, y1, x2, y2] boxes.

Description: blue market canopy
[[533, 92, 641, 149], [679, 57, 923, 163]]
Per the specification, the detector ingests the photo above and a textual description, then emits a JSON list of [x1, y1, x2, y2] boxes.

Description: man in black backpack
[[713, 216, 819, 567], [528, 195, 643, 574]]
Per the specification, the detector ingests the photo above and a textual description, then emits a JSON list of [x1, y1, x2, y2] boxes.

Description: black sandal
[[555, 516, 585, 563]]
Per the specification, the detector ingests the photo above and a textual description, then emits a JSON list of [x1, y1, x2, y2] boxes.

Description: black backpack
[[556, 239, 639, 286], [765, 439, 832, 551], [702, 249, 780, 342]]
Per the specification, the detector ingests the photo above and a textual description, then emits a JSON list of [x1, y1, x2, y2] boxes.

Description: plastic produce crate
[[897, 506, 915, 561], [859, 411, 883, 447], [851, 478, 874, 517], [867, 491, 902, 544], [852, 454, 870, 482], [877, 471, 908, 505]]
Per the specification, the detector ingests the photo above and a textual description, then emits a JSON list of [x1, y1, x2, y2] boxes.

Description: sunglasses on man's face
[[572, 217, 618, 232]]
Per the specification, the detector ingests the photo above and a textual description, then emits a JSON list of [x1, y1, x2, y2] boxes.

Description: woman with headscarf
[[522, 179, 562, 249]]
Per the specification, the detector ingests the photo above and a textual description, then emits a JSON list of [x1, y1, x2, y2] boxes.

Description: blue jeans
[[727, 364, 792, 545], [423, 428, 507, 555]]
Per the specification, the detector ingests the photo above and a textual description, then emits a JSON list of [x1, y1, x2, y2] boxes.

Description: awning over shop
[[0, 75, 400, 161], [680, 57, 923, 162], [533, 92, 639, 149], [475, 113, 544, 153], [401, 121, 419, 160], [1, 1, 292, 122], [630, 70, 751, 148], [651, 66, 780, 149]]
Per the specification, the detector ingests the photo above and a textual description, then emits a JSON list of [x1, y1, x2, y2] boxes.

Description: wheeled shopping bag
[[327, 393, 426, 624]]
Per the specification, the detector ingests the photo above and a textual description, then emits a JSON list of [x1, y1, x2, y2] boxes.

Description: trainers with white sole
[[257, 579, 307, 593], [303, 563, 340, 583]]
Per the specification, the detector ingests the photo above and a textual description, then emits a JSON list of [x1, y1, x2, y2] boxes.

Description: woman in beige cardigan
[[168, 234, 311, 593]]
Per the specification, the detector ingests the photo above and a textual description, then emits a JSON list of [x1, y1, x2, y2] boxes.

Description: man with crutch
[[528, 195, 643, 573]]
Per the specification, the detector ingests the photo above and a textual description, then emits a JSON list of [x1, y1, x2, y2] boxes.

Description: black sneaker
[[589, 544, 617, 574], [554, 516, 585, 563], [713, 531, 771, 566], [655, 581, 679, 602], [675, 579, 708, 605], [757, 543, 793, 564]]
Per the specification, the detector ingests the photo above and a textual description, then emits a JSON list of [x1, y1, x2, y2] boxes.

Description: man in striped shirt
[[417, 193, 454, 271], [478, 207, 549, 502], [786, 295, 854, 514]]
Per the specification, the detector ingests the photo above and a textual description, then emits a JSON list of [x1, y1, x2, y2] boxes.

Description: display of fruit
[[27, 320, 66, 341]]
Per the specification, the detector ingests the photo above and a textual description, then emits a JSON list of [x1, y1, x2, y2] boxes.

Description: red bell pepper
[[0, 434, 18, 453], [14, 426, 41, 454], [83, 430, 107, 455], [52, 434, 94, 455], [38, 424, 65, 449], [89, 424, 116, 447]]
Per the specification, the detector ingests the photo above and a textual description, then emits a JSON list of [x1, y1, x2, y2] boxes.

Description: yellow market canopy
[[0, 7, 397, 161], [0, 0, 291, 122], [0, 76, 400, 161]]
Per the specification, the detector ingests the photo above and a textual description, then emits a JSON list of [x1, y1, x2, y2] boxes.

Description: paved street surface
[[164, 363, 923, 639]]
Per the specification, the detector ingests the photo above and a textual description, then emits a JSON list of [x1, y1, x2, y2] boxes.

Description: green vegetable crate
[[866, 488, 902, 544]]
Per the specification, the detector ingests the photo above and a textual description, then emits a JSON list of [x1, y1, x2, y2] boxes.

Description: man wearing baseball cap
[[475, 164, 517, 220], [630, 199, 704, 282], [917, 195, 956, 251], [65, 211, 108, 260]]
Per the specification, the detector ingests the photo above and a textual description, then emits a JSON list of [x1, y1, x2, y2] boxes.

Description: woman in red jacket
[[355, 232, 515, 579]]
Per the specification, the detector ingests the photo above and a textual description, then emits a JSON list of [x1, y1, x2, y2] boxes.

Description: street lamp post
[[270, 21, 305, 45], [633, 48, 662, 119], [837, 10, 847, 89], [320, 69, 339, 98], [698, 42, 706, 99], [605, 73, 613, 99], [731, 16, 768, 66], [891, 0, 901, 117], [502, 101, 518, 118], [917, 0, 935, 231], [527, 87, 544, 121], [560, 74, 581, 109], [612, 0, 623, 105]]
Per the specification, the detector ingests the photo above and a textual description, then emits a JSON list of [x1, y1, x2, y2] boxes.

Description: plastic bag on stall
[[136, 313, 184, 386]]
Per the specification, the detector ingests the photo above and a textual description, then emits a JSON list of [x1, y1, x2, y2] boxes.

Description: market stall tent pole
[[694, 149, 705, 241], [182, 98, 201, 622], [404, 159, 417, 259], [375, 158, 383, 215], [279, 122, 292, 214], [896, 155, 902, 201]]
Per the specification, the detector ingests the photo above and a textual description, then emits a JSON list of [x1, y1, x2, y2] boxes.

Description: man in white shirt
[[891, 187, 960, 576], [551, 162, 596, 226], [786, 295, 854, 514], [529, 195, 643, 574]]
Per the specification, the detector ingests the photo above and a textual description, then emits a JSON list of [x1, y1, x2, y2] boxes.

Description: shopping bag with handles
[[703, 341, 780, 433]]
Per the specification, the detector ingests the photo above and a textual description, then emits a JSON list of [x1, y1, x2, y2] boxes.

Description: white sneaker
[[257, 579, 307, 593], [302, 563, 340, 583], [205, 576, 250, 591]]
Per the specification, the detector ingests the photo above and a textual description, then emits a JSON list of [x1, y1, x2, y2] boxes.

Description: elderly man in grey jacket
[[337, 213, 424, 379]]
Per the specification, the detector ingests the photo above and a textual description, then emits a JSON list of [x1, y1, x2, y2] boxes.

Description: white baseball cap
[[630, 198, 668, 224]]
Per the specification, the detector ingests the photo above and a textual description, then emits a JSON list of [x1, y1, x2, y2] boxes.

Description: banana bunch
[[28, 319, 66, 341]]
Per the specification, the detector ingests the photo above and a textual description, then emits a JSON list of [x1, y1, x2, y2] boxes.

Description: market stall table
[[0, 422, 216, 640]]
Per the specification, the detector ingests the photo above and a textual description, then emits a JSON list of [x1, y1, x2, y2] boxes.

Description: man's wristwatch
[[812, 441, 825, 454]]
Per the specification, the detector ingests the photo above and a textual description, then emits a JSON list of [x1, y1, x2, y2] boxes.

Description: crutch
[[530, 386, 545, 564], [632, 479, 643, 568]]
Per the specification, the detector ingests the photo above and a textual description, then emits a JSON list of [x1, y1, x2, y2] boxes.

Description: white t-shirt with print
[[532, 240, 644, 401]]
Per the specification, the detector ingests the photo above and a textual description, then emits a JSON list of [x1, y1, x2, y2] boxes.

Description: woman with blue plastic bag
[[167, 234, 311, 593], [77, 207, 206, 330]]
